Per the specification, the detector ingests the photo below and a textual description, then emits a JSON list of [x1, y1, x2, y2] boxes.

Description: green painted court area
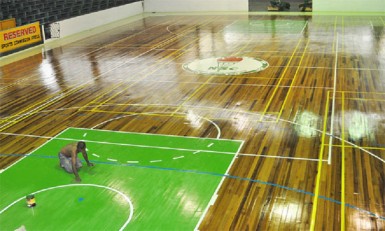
[[0, 128, 243, 230]]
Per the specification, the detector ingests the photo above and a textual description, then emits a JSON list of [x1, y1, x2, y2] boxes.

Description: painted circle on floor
[[0, 184, 133, 230], [183, 56, 269, 75]]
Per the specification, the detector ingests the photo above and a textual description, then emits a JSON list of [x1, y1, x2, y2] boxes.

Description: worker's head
[[77, 141, 86, 151]]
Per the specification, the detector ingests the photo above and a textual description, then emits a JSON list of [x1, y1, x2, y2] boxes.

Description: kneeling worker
[[58, 141, 94, 182]]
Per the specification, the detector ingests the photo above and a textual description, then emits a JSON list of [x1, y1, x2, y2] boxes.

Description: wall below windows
[[314, 0, 385, 12], [0, 0, 143, 38], [142, 0, 384, 13], [143, 0, 248, 12], [56, 2, 143, 39]]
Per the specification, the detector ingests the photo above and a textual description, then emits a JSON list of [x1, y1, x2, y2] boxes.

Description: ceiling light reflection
[[345, 110, 375, 142], [39, 59, 60, 92], [232, 113, 250, 131], [272, 201, 302, 224], [177, 189, 200, 216], [294, 111, 320, 138], [186, 110, 203, 128], [352, 209, 382, 230]]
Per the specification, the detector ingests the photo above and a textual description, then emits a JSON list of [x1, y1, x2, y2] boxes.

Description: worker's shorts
[[58, 153, 82, 173]]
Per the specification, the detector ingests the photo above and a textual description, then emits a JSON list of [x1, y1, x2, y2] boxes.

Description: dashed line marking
[[173, 156, 184, 160]]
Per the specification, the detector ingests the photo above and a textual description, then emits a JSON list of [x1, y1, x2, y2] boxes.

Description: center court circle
[[0, 184, 133, 231], [183, 56, 269, 75]]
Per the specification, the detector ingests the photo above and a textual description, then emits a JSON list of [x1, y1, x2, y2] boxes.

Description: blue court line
[[1, 153, 384, 221]]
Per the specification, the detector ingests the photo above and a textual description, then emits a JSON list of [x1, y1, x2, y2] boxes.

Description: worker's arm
[[71, 154, 81, 182], [81, 150, 94, 167]]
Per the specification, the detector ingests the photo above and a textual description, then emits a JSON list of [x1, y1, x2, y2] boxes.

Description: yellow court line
[[325, 144, 385, 151], [9, 24, 172, 116], [90, 19, 217, 112], [79, 83, 127, 112], [148, 18, 218, 50], [90, 84, 137, 112], [335, 97, 385, 102], [334, 90, 385, 95], [88, 103, 180, 108], [341, 91, 346, 231], [80, 18, 215, 112], [277, 39, 310, 121], [90, 47, 197, 112], [87, 108, 291, 126], [1, 19, 180, 102], [0, 120, 16, 127], [171, 20, 256, 116], [311, 14, 339, 226], [0, 86, 87, 132], [88, 109, 187, 119], [380, 16, 385, 26], [1, 88, 78, 121], [87, 45, 200, 111], [87, 56, 190, 112], [79, 17, 196, 107], [0, 24, 147, 98], [332, 16, 338, 53], [86, 102, 279, 114], [310, 90, 330, 230], [260, 37, 303, 121], [0, 84, 45, 112], [340, 16, 345, 54], [212, 75, 283, 80], [171, 76, 214, 116]]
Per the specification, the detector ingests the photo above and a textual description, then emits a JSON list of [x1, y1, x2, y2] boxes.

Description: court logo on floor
[[183, 56, 268, 75]]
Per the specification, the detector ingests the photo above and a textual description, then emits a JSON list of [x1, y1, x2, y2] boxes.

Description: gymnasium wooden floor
[[1, 13, 385, 230]]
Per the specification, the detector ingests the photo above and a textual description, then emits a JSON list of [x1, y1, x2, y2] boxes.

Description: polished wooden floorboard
[[1, 14, 385, 230]]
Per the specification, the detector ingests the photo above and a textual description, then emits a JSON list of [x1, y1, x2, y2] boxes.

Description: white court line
[[208, 194, 218, 206], [0, 94, 65, 130], [328, 33, 339, 165], [0, 184, 134, 231], [2, 103, 385, 166], [262, 114, 385, 165], [89, 112, 225, 141], [195, 140, 245, 231], [1, 127, 384, 164], [196, 116, 221, 139], [0, 22, 185, 130], [0, 131, 235, 155], [91, 114, 137, 129], [300, 21, 309, 35], [173, 156, 184, 160], [0, 128, 69, 174]]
